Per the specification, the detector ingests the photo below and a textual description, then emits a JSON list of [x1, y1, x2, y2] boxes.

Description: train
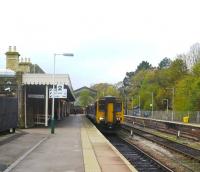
[[86, 96, 124, 132]]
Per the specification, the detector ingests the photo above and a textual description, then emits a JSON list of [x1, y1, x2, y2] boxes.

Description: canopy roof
[[0, 68, 15, 77], [22, 73, 75, 101]]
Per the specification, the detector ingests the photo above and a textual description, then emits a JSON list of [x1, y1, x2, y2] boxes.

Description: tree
[[192, 61, 200, 77], [136, 61, 152, 73], [188, 43, 200, 67], [79, 90, 94, 107], [158, 57, 172, 69], [91, 83, 120, 98], [126, 71, 135, 78], [120, 42, 200, 113], [177, 42, 200, 70], [169, 59, 187, 82], [123, 77, 130, 87]]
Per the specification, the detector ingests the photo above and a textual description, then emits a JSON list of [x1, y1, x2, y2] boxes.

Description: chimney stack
[[13, 46, 16, 52], [5, 46, 20, 71]]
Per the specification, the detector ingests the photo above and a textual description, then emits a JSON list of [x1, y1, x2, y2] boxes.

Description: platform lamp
[[51, 53, 74, 134]]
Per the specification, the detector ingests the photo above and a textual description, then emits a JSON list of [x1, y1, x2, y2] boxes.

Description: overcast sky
[[0, 0, 200, 89]]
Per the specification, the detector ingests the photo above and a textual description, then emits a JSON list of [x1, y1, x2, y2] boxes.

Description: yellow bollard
[[183, 116, 189, 123]]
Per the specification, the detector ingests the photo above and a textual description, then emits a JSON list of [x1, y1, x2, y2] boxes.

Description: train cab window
[[95, 102, 97, 112], [98, 100, 105, 112], [115, 102, 122, 112]]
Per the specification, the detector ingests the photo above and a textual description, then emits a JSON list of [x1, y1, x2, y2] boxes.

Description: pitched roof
[[74, 86, 97, 94]]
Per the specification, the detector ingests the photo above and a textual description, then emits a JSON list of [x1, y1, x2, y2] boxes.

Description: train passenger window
[[98, 100, 105, 112], [115, 103, 122, 112]]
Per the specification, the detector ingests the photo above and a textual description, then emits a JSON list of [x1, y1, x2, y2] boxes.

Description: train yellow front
[[86, 96, 124, 132]]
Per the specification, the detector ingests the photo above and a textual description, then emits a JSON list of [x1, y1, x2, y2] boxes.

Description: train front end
[[96, 96, 124, 132]]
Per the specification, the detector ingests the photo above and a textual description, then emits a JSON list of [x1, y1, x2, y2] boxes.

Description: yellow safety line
[[81, 117, 101, 172]]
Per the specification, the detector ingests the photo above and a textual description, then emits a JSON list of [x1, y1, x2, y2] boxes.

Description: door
[[107, 103, 114, 123]]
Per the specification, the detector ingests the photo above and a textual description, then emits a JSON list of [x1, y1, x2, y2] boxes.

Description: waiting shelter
[[22, 73, 75, 128]]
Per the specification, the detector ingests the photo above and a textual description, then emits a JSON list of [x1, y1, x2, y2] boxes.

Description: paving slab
[[1, 115, 84, 172], [82, 117, 137, 172], [1, 114, 137, 172], [0, 131, 47, 172]]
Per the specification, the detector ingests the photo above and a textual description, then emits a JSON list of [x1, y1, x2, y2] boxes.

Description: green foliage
[[136, 61, 152, 73], [169, 59, 187, 77], [92, 42, 200, 113], [158, 57, 172, 69], [190, 78, 200, 111], [156, 68, 171, 88], [175, 76, 193, 111], [121, 54, 193, 112], [192, 61, 200, 77], [79, 90, 94, 107], [91, 83, 120, 98]]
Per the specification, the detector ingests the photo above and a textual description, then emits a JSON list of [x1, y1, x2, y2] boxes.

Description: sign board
[[28, 94, 45, 99], [49, 85, 67, 98], [57, 84, 64, 94]]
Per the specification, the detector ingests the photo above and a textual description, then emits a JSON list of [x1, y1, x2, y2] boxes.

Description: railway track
[[124, 115, 200, 141], [105, 134, 173, 172], [122, 124, 200, 162]]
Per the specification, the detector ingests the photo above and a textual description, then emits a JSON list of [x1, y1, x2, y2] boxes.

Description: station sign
[[49, 84, 67, 98], [28, 94, 45, 99]]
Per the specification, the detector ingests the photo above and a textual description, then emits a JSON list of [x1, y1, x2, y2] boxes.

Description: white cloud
[[0, 0, 200, 89]]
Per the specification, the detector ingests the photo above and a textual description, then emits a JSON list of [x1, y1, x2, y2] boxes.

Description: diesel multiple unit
[[86, 96, 124, 132]]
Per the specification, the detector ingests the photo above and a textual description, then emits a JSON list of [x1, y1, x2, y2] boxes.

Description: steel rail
[[106, 134, 173, 172], [122, 123, 200, 162]]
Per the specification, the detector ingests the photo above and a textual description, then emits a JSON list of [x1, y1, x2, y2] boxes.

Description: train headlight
[[99, 117, 104, 121], [116, 117, 121, 121]]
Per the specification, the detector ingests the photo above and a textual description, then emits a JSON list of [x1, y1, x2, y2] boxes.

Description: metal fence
[[127, 110, 200, 124]]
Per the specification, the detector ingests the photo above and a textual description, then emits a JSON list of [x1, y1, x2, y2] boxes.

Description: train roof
[[98, 96, 121, 101]]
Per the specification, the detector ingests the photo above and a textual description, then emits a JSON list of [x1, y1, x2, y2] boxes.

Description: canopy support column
[[24, 85, 27, 128], [45, 85, 48, 126]]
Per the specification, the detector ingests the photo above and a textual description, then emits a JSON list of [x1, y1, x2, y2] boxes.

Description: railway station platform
[[0, 114, 136, 172], [125, 115, 200, 140]]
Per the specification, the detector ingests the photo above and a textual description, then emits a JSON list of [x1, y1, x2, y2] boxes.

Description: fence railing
[[127, 110, 200, 124]]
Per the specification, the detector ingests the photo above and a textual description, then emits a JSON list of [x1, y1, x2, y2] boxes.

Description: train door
[[107, 103, 114, 123]]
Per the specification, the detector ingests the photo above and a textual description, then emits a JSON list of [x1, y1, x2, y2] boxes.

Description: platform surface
[[0, 114, 136, 172], [81, 116, 136, 172]]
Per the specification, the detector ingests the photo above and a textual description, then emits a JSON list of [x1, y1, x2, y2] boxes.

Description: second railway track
[[122, 123, 200, 162], [105, 134, 173, 172]]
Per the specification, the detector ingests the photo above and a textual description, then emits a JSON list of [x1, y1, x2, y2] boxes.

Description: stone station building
[[0, 46, 75, 128]]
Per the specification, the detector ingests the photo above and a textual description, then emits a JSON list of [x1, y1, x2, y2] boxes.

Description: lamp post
[[51, 53, 74, 134], [124, 87, 128, 115], [162, 98, 169, 114], [166, 88, 175, 121], [151, 92, 154, 118], [138, 95, 141, 115]]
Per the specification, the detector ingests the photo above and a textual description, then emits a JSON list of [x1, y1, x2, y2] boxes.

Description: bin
[[183, 116, 189, 123]]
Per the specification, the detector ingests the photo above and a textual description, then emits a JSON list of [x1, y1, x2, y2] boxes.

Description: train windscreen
[[98, 100, 105, 112], [115, 102, 122, 112]]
